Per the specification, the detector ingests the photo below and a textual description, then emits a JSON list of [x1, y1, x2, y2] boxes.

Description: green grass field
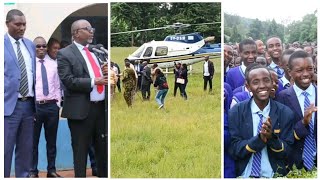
[[110, 47, 221, 178]]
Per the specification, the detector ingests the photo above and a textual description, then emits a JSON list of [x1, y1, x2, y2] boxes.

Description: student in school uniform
[[224, 83, 235, 178], [228, 65, 294, 177], [225, 39, 257, 90], [267, 36, 284, 78], [276, 50, 317, 171], [279, 49, 295, 89]]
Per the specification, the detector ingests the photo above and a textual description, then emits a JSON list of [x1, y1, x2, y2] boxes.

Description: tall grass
[[110, 47, 221, 178]]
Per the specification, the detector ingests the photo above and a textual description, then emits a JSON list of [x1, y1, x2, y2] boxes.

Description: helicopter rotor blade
[[111, 26, 169, 35]]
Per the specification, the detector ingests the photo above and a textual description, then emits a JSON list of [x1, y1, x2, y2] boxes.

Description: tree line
[[111, 2, 221, 47], [224, 10, 317, 44]]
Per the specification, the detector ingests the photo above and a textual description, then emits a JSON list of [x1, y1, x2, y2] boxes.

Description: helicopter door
[[143, 47, 153, 57]]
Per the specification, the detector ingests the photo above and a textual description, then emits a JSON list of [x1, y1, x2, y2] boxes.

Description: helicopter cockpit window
[[143, 47, 153, 57], [155, 46, 168, 56], [131, 45, 145, 58]]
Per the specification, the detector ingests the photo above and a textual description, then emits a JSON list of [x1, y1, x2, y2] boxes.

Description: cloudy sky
[[224, 0, 318, 25]]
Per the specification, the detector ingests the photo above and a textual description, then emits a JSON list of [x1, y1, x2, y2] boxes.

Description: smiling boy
[[228, 65, 294, 177], [276, 50, 317, 170]]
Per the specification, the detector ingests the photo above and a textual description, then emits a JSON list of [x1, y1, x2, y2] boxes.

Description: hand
[[95, 76, 108, 85], [101, 63, 108, 76], [302, 103, 317, 125], [210, 76, 213, 80], [261, 116, 272, 140]]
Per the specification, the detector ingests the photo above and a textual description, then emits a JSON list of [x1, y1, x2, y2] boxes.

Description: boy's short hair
[[239, 39, 256, 53], [281, 49, 295, 62], [245, 63, 269, 83], [288, 50, 311, 69]]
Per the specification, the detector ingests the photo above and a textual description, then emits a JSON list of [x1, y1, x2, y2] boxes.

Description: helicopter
[[111, 22, 221, 69]]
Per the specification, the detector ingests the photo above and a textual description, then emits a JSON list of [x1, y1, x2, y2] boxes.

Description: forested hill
[[224, 11, 317, 44]]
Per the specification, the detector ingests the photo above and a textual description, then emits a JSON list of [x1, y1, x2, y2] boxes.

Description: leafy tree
[[247, 19, 263, 40], [225, 12, 317, 44]]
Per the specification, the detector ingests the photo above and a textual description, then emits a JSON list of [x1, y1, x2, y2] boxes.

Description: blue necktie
[[284, 83, 290, 89], [302, 91, 316, 170], [275, 66, 283, 78], [250, 112, 264, 177], [39, 59, 49, 96]]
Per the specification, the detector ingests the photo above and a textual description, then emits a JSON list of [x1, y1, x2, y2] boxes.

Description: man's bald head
[[71, 19, 90, 35], [70, 19, 94, 46], [33, 36, 47, 59]]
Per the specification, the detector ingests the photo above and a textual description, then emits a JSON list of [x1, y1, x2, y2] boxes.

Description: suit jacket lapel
[[244, 99, 254, 138], [269, 99, 278, 131], [287, 86, 303, 118], [4, 34, 19, 68], [70, 43, 90, 76]]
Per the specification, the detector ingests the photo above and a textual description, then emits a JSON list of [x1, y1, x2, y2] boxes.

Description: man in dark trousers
[[276, 50, 317, 171], [203, 55, 215, 92], [141, 61, 152, 100], [228, 65, 294, 177], [57, 19, 107, 177], [4, 9, 36, 178], [30, 37, 62, 178], [173, 62, 182, 97]]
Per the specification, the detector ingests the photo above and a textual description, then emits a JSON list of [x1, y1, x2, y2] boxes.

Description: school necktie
[[83, 47, 103, 93], [302, 91, 316, 170], [275, 66, 283, 78], [284, 83, 290, 89], [250, 112, 264, 177], [16, 41, 29, 97], [39, 59, 49, 96]]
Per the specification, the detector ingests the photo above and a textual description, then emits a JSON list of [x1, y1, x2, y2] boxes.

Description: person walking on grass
[[154, 69, 169, 109], [122, 61, 137, 107]]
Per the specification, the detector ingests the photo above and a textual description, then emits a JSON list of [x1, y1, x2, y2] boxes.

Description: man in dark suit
[[141, 61, 152, 100], [4, 9, 36, 178], [276, 50, 317, 170], [57, 19, 107, 177], [228, 65, 294, 177], [203, 55, 214, 92]]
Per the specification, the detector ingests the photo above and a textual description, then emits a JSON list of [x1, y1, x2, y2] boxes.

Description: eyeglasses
[[36, 44, 47, 48], [76, 26, 95, 33]]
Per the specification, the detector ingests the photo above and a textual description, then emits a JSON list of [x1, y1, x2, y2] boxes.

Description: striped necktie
[[302, 91, 316, 170], [250, 112, 264, 177], [284, 83, 291, 89], [275, 66, 283, 78], [16, 41, 29, 97]]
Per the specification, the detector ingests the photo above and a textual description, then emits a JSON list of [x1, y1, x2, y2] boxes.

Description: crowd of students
[[224, 37, 317, 178]]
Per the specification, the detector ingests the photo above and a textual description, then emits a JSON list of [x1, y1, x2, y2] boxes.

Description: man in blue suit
[[4, 9, 36, 177], [228, 65, 294, 177], [276, 50, 317, 170]]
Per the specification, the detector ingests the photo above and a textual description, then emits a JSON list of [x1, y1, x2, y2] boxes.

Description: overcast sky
[[224, 0, 318, 25]]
